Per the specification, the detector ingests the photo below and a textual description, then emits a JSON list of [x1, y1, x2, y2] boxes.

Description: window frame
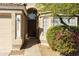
[[15, 13, 22, 39]]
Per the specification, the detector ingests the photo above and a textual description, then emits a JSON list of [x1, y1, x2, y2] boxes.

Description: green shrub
[[46, 25, 79, 55]]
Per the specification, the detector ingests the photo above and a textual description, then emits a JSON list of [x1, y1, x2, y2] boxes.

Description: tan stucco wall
[[0, 10, 27, 54], [39, 14, 52, 46], [0, 18, 12, 55], [21, 12, 27, 44], [11, 10, 27, 50]]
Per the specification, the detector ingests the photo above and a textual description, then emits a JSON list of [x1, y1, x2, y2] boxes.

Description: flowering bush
[[46, 25, 79, 55]]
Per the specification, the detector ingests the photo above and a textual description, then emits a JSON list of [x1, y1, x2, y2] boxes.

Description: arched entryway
[[21, 8, 40, 49], [27, 8, 38, 39]]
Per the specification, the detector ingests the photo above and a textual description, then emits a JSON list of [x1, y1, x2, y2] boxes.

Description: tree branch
[[57, 14, 76, 32]]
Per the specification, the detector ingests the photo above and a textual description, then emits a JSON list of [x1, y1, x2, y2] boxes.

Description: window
[[15, 14, 21, 39], [43, 16, 49, 34], [52, 17, 77, 26], [62, 17, 77, 26], [53, 17, 61, 26]]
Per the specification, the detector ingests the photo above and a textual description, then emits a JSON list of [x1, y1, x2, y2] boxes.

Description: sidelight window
[[15, 14, 21, 39]]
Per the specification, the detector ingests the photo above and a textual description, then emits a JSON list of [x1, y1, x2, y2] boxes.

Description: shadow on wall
[[21, 27, 43, 49], [39, 27, 44, 37]]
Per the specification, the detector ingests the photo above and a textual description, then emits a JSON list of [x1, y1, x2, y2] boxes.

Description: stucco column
[[12, 13, 22, 50]]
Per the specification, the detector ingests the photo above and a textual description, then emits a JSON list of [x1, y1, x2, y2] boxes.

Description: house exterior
[[39, 13, 52, 46], [39, 13, 79, 46], [0, 4, 27, 55], [0, 3, 79, 55]]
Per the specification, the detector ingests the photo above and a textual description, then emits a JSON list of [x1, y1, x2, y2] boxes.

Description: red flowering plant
[[46, 26, 79, 55], [69, 26, 79, 44], [72, 32, 79, 44], [56, 31, 62, 40]]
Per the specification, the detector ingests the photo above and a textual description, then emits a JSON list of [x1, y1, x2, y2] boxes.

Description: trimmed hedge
[[46, 25, 79, 55]]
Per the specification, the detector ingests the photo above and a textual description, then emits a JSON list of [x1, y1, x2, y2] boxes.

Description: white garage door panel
[[0, 19, 12, 55]]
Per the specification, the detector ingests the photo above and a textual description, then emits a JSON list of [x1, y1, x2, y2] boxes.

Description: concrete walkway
[[24, 44, 41, 56], [21, 38, 41, 56], [9, 38, 60, 56]]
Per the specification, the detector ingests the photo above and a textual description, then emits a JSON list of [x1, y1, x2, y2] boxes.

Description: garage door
[[0, 18, 12, 55]]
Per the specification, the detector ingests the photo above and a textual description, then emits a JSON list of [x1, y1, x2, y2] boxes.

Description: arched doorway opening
[[27, 8, 38, 39]]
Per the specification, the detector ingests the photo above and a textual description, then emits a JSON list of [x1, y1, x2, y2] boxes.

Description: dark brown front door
[[28, 20, 36, 37]]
